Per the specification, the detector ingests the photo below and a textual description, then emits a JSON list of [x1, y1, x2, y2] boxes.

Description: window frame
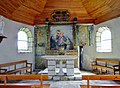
[[96, 27, 112, 52], [17, 27, 33, 53]]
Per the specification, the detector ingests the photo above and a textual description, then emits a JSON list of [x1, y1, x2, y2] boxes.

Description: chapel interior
[[0, 0, 120, 88]]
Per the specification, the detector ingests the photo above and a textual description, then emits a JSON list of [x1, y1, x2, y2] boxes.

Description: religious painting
[[50, 25, 74, 50]]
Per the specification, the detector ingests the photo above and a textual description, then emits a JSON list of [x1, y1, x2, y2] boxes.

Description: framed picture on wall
[[49, 25, 74, 50]]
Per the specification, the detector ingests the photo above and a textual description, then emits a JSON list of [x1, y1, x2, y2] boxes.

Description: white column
[[57, 60, 65, 75], [66, 59, 74, 76], [48, 60, 56, 79]]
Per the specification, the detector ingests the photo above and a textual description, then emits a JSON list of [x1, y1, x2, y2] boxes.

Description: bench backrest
[[0, 60, 27, 67], [96, 58, 120, 64], [0, 75, 6, 85], [0, 85, 33, 88], [82, 75, 120, 88], [0, 74, 48, 86]]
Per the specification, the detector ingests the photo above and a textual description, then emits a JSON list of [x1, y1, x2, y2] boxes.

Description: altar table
[[42, 55, 77, 80]]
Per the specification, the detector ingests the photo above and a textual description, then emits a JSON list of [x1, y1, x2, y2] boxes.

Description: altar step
[[38, 68, 81, 80]]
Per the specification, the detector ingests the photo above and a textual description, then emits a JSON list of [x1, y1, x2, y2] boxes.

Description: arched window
[[96, 27, 112, 52], [17, 27, 33, 53]]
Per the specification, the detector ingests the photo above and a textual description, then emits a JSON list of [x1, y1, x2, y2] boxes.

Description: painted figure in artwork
[[50, 25, 74, 50], [50, 30, 73, 50], [56, 31, 67, 49]]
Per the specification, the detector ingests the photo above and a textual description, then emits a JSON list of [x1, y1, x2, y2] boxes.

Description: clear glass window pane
[[18, 31, 27, 41], [96, 27, 112, 52], [18, 41, 28, 50], [17, 27, 33, 53], [101, 30, 111, 40], [101, 40, 111, 50]]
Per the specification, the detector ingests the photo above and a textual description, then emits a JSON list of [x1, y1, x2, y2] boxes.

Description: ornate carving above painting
[[51, 9, 70, 22]]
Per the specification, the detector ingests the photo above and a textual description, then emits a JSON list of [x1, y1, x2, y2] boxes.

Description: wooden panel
[[0, 0, 23, 14], [23, 0, 47, 13], [0, 60, 27, 67], [42, 74, 49, 80], [6, 74, 48, 80], [82, 75, 120, 80], [0, 84, 50, 88], [0, 0, 120, 25], [81, 85, 120, 88], [95, 8, 120, 24], [81, 0, 120, 19], [96, 58, 120, 64], [0, 75, 6, 80], [92, 86, 120, 88], [6, 75, 41, 80], [0, 0, 47, 25], [12, 14, 34, 25], [0, 85, 32, 88], [0, 74, 48, 86]]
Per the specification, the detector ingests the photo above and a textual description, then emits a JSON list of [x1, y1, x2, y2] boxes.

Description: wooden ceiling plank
[[80, 0, 120, 20], [12, 11, 34, 21], [11, 17, 34, 25], [89, 5, 111, 18], [23, 0, 47, 13], [107, 0, 120, 10], [12, 14, 34, 24], [0, 0, 120, 25], [0, 0, 15, 14], [12, 5, 41, 20], [95, 8, 120, 24]]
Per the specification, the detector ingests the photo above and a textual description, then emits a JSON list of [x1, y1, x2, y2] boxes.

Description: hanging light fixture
[[0, 33, 7, 43], [0, 16, 7, 43]]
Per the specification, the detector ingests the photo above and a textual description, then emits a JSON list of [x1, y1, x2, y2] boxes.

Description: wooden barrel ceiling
[[0, 0, 120, 25]]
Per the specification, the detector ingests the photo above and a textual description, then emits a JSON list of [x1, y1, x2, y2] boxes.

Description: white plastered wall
[[0, 17, 35, 69], [83, 17, 120, 70]]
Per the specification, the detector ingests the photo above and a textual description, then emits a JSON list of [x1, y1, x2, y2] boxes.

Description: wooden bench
[[82, 75, 120, 88], [0, 74, 49, 88], [91, 58, 120, 75], [0, 60, 32, 74], [0, 85, 33, 88]]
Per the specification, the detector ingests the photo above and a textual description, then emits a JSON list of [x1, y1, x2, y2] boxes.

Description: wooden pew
[[0, 75, 6, 85], [80, 85, 120, 88], [0, 85, 33, 88], [0, 60, 32, 74], [82, 75, 120, 88], [0, 74, 49, 88], [91, 58, 120, 75], [91, 86, 120, 88]]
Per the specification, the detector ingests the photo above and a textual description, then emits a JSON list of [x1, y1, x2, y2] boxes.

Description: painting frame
[[46, 22, 76, 51]]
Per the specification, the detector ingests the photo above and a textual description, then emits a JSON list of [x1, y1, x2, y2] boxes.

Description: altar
[[42, 55, 77, 80]]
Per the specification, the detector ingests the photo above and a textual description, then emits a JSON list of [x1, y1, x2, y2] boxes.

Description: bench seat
[[0, 60, 32, 74], [91, 58, 120, 75]]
